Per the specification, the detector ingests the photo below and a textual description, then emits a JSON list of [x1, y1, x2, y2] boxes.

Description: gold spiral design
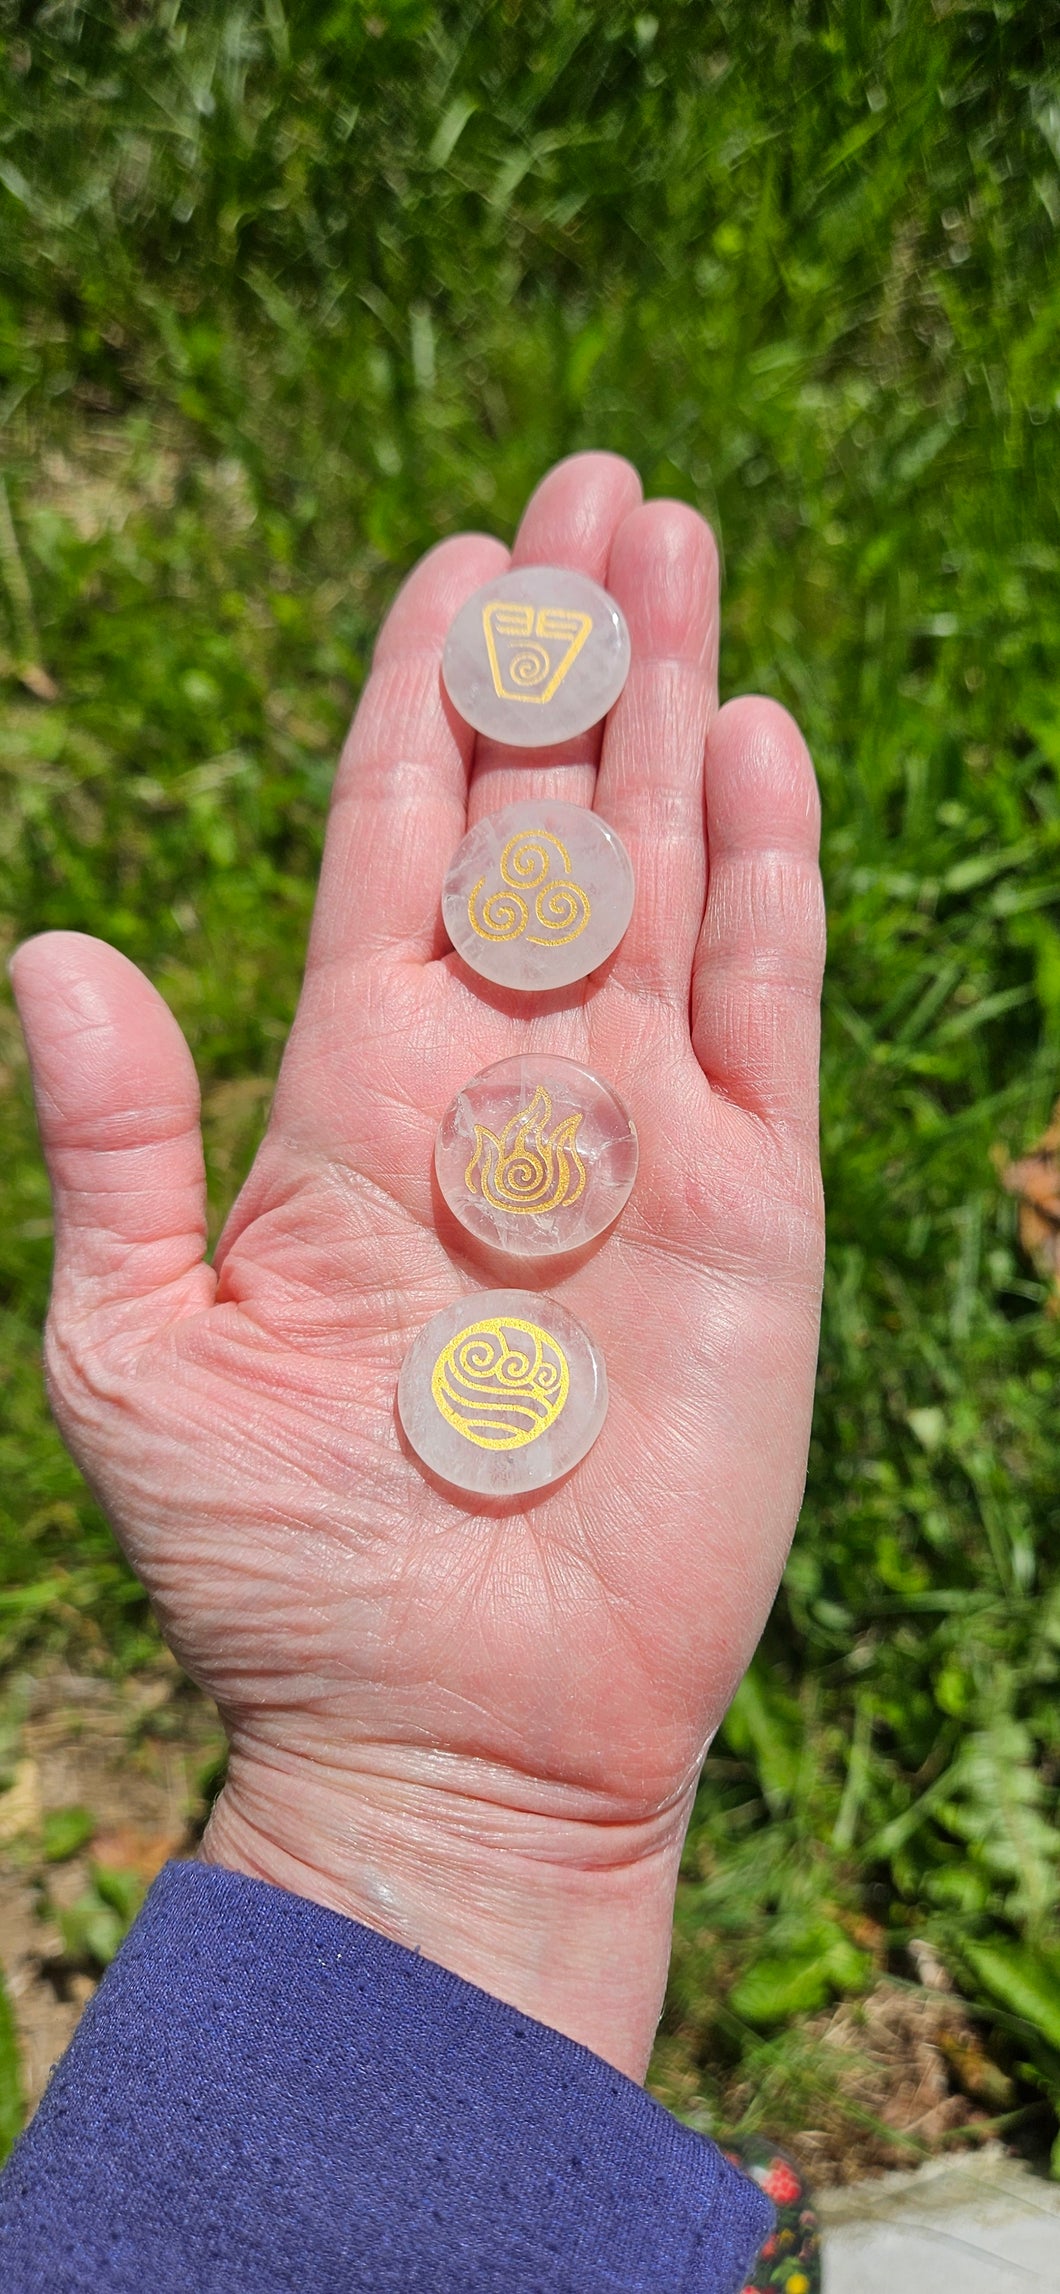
[[465, 1086, 586, 1217], [507, 644, 551, 688], [530, 878, 591, 945], [468, 830, 591, 947], [467, 884, 529, 941], [431, 1316, 570, 1450], [501, 832, 558, 889]]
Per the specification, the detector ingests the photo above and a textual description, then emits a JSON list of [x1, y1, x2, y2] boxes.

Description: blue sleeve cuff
[[0, 1859, 771, 2292]]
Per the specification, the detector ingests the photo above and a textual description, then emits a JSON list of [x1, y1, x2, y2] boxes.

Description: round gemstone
[[435, 1056, 638, 1261], [441, 799, 635, 992], [442, 565, 631, 747], [397, 1290, 608, 1497]]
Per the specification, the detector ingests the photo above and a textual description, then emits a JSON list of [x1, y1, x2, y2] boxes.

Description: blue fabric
[[0, 1860, 770, 2292]]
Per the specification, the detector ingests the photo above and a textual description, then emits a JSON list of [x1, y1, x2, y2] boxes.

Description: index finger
[[305, 532, 509, 977]]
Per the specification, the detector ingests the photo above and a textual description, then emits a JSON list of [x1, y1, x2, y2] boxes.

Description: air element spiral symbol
[[468, 831, 591, 948], [431, 1317, 570, 1450], [464, 1086, 586, 1217]]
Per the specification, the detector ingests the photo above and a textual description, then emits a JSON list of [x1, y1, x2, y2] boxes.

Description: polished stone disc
[[441, 799, 635, 992], [436, 1056, 638, 1260], [397, 1289, 608, 1497], [442, 565, 631, 747]]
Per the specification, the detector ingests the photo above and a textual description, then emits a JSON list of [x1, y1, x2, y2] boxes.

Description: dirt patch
[[651, 1972, 1003, 2188], [0, 1665, 223, 2117], [788, 1978, 1005, 2185]]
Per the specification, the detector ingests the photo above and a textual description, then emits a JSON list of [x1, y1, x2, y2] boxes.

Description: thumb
[[10, 932, 212, 1342]]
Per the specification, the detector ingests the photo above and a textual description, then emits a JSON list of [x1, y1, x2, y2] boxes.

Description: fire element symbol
[[464, 1086, 587, 1218]]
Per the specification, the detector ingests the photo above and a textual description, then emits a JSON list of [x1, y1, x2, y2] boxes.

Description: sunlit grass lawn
[[2, 0, 1060, 2164]]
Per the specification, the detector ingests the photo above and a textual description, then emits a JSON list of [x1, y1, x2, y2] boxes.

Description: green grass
[[2, 0, 1060, 2160], [0, 1961, 23, 2167]]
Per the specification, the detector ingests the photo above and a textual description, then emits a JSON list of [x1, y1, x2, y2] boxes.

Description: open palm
[[13, 455, 824, 2075]]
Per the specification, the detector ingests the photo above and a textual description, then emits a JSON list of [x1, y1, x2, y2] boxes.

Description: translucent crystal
[[442, 799, 635, 992], [397, 1289, 609, 1497], [436, 1055, 638, 1260], [442, 565, 631, 748]]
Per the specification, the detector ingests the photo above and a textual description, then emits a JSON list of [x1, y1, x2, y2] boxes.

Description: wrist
[[199, 1744, 691, 2080]]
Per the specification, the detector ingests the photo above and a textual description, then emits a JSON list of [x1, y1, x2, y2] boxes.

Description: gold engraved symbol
[[482, 602, 593, 706], [468, 830, 591, 947], [431, 1316, 570, 1450], [464, 1086, 586, 1218]]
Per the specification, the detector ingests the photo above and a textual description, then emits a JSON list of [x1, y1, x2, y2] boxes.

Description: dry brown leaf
[[999, 1096, 1060, 1296], [795, 1982, 994, 2183]]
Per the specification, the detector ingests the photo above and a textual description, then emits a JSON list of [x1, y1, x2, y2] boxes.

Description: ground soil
[[777, 1980, 1006, 2186], [0, 1664, 223, 2116]]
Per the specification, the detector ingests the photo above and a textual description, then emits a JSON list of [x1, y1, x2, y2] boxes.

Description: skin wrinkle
[[695, 989, 821, 1129], [617, 939, 700, 1005], [217, 1174, 422, 1284], [215, 1158, 418, 1275], [34, 1096, 201, 1155], [618, 645, 715, 680], [55, 1160, 203, 1208], [330, 743, 463, 818], [704, 855, 826, 958], [609, 667, 711, 760], [227, 1668, 680, 1807], [214, 1828, 686, 1987], [52, 1216, 206, 1287], [222, 1723, 697, 1849]]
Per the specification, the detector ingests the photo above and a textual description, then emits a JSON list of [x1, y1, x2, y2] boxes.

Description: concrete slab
[[818, 2148, 1060, 2292]]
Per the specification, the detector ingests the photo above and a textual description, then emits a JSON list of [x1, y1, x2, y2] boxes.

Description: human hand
[[10, 453, 824, 2079]]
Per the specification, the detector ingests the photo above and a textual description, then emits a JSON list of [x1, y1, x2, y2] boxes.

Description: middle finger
[[466, 450, 643, 825]]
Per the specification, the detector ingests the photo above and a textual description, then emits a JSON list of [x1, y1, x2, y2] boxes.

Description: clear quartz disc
[[441, 799, 635, 992], [442, 565, 631, 748], [397, 1289, 608, 1497], [436, 1056, 638, 1261]]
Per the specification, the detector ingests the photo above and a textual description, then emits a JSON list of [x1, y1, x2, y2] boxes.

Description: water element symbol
[[465, 1085, 586, 1217], [398, 1286, 608, 1494], [468, 829, 590, 947], [430, 1316, 570, 1450], [481, 602, 593, 706]]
